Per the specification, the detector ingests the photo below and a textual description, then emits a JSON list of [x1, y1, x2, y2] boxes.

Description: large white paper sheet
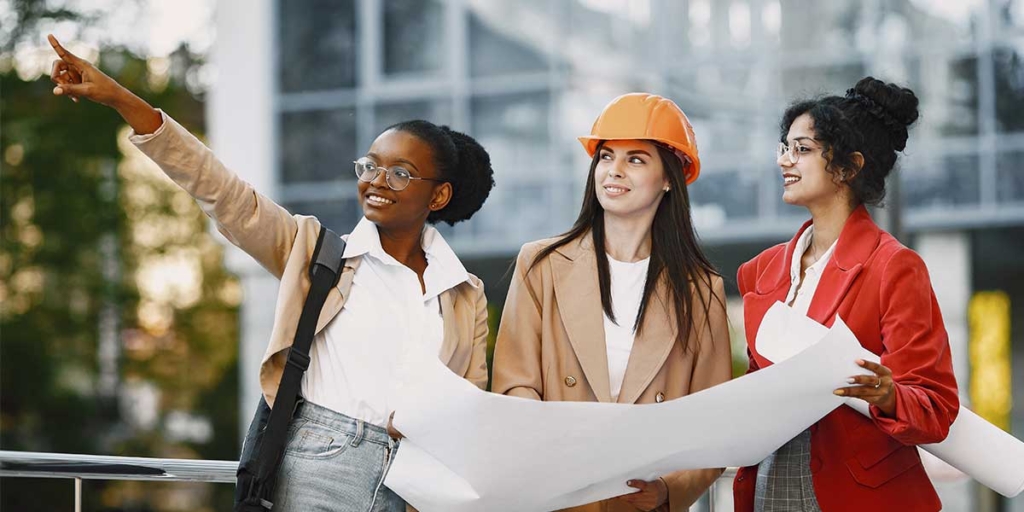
[[755, 302, 1024, 498], [385, 317, 870, 512]]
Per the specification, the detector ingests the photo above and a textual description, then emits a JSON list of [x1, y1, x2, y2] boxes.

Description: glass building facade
[[273, 0, 1024, 251], [211, 1, 1024, 510]]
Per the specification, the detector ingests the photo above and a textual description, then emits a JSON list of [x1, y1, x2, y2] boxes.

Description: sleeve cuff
[[869, 383, 909, 437], [127, 109, 169, 143]]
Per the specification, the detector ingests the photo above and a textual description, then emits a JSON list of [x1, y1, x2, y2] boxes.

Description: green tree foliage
[[2, 42, 240, 512]]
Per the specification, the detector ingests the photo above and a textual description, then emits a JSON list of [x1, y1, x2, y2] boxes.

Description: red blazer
[[733, 206, 959, 512]]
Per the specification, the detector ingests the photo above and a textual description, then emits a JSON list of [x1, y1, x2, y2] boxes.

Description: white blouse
[[300, 217, 470, 426], [785, 226, 838, 316], [603, 255, 650, 402]]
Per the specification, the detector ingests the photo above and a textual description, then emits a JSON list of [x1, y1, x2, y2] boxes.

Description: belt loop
[[351, 419, 364, 447]]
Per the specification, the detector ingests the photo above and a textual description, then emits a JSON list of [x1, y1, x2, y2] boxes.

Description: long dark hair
[[529, 141, 722, 353]]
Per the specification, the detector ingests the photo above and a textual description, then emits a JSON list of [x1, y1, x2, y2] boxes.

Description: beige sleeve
[[491, 243, 545, 401], [464, 281, 491, 390]]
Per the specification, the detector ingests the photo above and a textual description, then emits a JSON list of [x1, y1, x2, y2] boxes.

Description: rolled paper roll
[[844, 357, 1024, 498], [756, 302, 1024, 498]]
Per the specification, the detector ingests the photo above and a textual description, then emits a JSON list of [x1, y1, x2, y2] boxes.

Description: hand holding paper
[[756, 301, 1024, 498]]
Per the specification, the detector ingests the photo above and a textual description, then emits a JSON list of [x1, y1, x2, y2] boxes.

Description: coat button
[[655, 392, 665, 403], [564, 376, 577, 387]]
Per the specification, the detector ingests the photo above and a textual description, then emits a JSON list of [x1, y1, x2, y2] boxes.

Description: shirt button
[[564, 376, 577, 387], [655, 392, 665, 403]]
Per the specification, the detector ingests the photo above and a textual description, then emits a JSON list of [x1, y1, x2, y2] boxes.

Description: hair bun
[[438, 125, 495, 224], [845, 76, 919, 151]]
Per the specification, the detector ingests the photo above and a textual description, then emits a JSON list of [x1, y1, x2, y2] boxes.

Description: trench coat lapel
[[616, 277, 678, 404], [551, 237, 613, 403]]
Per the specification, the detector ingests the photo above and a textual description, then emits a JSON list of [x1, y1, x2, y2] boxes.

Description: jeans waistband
[[293, 399, 392, 447]]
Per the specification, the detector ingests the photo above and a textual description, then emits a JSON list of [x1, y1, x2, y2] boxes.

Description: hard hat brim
[[577, 135, 702, 185]]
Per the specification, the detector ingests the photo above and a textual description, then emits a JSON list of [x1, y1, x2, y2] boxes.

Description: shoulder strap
[[253, 226, 346, 485]]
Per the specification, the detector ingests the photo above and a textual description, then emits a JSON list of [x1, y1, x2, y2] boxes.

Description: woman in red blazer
[[733, 77, 960, 512]]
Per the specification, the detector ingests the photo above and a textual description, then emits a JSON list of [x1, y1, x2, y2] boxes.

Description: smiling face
[[779, 113, 848, 209], [593, 140, 670, 221], [358, 129, 450, 233]]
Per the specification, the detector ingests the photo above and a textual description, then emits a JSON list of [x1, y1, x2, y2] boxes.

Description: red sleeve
[[737, 260, 761, 375], [870, 247, 960, 444]]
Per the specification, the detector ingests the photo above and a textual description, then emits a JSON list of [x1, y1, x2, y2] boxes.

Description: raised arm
[[47, 34, 299, 278]]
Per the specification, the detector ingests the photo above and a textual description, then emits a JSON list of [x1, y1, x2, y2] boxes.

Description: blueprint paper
[[755, 302, 1024, 498], [385, 316, 867, 511]]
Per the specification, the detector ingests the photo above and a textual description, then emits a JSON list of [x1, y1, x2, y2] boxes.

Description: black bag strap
[[252, 226, 346, 494]]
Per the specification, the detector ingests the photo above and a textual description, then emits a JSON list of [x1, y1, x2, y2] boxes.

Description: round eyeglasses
[[776, 141, 823, 165], [353, 158, 446, 191]]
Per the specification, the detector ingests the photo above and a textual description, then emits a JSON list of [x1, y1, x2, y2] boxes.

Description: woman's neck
[[378, 224, 427, 268], [602, 212, 654, 262], [807, 200, 856, 254]]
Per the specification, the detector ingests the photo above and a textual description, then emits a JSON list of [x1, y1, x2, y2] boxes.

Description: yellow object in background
[[968, 291, 1013, 432]]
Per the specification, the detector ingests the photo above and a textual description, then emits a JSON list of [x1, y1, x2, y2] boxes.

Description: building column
[[207, 0, 278, 443]]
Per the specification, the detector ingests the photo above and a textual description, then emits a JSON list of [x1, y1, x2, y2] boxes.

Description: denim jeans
[[241, 399, 406, 512]]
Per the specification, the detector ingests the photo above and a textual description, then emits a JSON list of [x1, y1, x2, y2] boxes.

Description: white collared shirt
[[301, 217, 470, 426], [785, 226, 838, 316], [603, 255, 650, 402]]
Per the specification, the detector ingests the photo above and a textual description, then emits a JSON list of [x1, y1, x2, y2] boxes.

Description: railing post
[[74, 477, 82, 512]]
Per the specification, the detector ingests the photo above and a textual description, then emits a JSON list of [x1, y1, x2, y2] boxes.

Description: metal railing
[[0, 450, 237, 511], [0, 450, 736, 511]]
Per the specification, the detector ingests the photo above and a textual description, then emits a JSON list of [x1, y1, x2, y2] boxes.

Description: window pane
[[280, 108, 358, 183], [384, 0, 445, 76], [994, 44, 1024, 133], [285, 197, 362, 234], [910, 56, 979, 137], [467, 2, 549, 77], [778, 1, 863, 53], [997, 0, 1024, 34], [374, 100, 453, 136], [469, 92, 552, 240], [278, 0, 357, 92], [471, 92, 551, 178], [781, 62, 867, 100], [665, 70, 764, 161], [689, 169, 759, 221], [901, 153, 980, 209], [997, 151, 1024, 204], [778, 1, 977, 53], [568, 0, 656, 74]]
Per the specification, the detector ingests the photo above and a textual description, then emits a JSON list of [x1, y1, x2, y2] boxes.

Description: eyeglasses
[[776, 141, 823, 165], [353, 157, 445, 191]]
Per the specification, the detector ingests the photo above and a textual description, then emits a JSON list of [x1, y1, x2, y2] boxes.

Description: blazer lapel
[[616, 277, 678, 404], [745, 221, 809, 368], [315, 257, 360, 334], [438, 289, 459, 365], [806, 206, 879, 326], [551, 237, 613, 403]]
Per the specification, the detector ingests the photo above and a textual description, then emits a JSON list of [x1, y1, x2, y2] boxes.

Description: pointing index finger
[[47, 34, 80, 65]]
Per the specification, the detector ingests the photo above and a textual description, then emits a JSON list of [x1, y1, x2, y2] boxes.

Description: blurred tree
[[2, 3, 239, 511]]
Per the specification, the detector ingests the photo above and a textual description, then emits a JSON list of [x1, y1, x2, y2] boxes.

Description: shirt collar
[[343, 217, 470, 298], [789, 225, 838, 282], [343, 217, 390, 262], [421, 225, 471, 299]]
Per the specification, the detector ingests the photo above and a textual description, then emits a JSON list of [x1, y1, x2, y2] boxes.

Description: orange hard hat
[[578, 93, 701, 184]]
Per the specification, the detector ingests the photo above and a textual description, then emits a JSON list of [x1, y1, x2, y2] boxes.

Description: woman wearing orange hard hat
[[492, 93, 732, 512]]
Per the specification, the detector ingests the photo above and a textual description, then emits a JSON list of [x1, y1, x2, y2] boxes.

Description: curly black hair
[[385, 120, 496, 225], [780, 76, 920, 206]]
